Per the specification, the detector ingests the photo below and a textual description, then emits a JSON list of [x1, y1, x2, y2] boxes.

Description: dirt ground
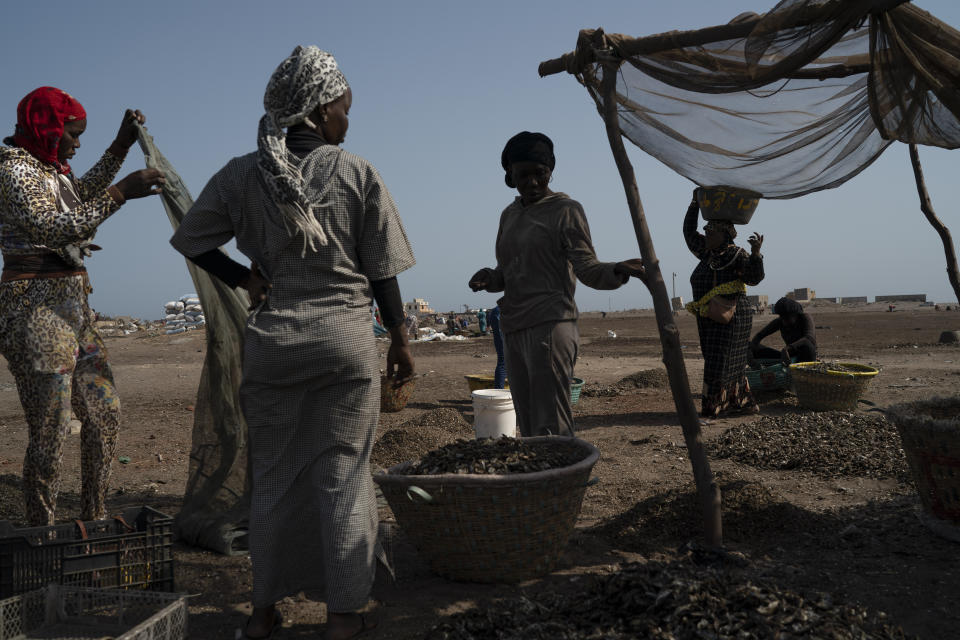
[[1, 301, 959, 639]]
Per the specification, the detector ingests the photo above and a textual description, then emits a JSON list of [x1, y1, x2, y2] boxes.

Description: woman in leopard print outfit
[[0, 86, 164, 525]]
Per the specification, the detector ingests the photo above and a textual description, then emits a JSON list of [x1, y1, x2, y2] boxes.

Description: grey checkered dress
[[171, 146, 414, 610]]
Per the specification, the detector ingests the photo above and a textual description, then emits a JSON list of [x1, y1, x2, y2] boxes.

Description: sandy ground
[[0, 302, 959, 639]]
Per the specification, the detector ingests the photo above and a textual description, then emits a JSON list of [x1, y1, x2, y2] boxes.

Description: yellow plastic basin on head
[[697, 186, 760, 225]]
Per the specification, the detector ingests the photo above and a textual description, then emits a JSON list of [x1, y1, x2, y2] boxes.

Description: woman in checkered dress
[[683, 189, 764, 417], [171, 47, 414, 640]]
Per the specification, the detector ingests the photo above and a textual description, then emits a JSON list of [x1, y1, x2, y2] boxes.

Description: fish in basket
[[373, 436, 599, 583], [788, 361, 879, 411]]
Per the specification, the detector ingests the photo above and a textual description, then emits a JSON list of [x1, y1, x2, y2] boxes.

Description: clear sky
[[3, 1, 959, 320]]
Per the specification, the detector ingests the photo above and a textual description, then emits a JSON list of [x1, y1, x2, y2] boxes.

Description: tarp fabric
[[136, 124, 252, 555]]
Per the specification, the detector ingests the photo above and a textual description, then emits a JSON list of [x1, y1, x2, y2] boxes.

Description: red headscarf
[[11, 87, 86, 174]]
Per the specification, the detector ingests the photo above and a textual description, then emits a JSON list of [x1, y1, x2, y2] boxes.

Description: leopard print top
[[0, 146, 123, 265]]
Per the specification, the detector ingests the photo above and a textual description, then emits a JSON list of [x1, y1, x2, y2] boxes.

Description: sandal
[[236, 609, 283, 640], [326, 612, 378, 640]]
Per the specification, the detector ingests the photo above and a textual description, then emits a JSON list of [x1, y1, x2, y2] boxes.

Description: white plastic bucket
[[471, 389, 517, 439]]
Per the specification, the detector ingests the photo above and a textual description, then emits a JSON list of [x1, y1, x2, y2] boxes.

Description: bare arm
[[683, 190, 705, 258]]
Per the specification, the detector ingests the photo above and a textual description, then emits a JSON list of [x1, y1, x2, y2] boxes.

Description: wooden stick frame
[[908, 144, 960, 303], [538, 0, 910, 78], [588, 36, 723, 546]]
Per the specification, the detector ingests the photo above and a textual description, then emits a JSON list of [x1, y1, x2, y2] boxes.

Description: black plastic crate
[[0, 506, 174, 598]]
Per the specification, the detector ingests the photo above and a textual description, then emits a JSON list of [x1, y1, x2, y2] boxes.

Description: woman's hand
[[468, 268, 489, 292], [748, 232, 764, 255], [114, 168, 165, 199], [614, 258, 647, 284], [242, 262, 271, 310], [114, 109, 145, 150]]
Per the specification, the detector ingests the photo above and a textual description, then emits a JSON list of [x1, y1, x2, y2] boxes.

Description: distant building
[[671, 296, 685, 311], [404, 298, 434, 315], [793, 287, 815, 301], [841, 296, 868, 304], [875, 294, 927, 303]]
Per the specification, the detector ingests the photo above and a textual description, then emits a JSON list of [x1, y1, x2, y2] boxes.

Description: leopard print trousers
[[0, 274, 120, 525]]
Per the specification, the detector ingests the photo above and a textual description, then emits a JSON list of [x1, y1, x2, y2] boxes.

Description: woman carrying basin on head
[[683, 188, 765, 417]]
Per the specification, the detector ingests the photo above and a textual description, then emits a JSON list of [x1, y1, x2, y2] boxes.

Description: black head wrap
[[774, 298, 804, 317], [501, 131, 555, 188]]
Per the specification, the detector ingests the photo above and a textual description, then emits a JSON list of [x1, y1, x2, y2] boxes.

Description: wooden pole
[[909, 143, 960, 303], [538, 0, 910, 77], [598, 55, 723, 547]]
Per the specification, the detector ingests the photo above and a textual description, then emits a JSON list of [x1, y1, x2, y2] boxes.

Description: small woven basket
[[373, 436, 599, 583], [888, 396, 960, 536], [380, 375, 415, 413], [788, 362, 878, 411], [745, 359, 790, 392]]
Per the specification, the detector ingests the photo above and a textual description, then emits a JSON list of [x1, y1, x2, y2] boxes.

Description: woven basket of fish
[[373, 436, 599, 583], [888, 396, 960, 541], [788, 361, 878, 411]]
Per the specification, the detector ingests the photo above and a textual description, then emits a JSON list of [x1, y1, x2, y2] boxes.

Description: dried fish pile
[[591, 480, 833, 553], [710, 412, 909, 480], [371, 408, 472, 469], [582, 369, 668, 397], [426, 553, 911, 640], [800, 362, 865, 374], [401, 437, 586, 476]]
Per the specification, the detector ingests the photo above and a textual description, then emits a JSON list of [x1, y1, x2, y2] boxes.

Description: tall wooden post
[[598, 57, 723, 546], [909, 143, 960, 304]]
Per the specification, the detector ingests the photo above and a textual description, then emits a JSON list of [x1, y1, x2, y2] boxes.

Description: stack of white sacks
[[163, 293, 206, 335]]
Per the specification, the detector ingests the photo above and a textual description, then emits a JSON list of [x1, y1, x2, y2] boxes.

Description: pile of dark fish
[[582, 369, 668, 397], [425, 552, 911, 640], [402, 437, 586, 476], [798, 362, 868, 374], [371, 408, 473, 469], [710, 411, 909, 480]]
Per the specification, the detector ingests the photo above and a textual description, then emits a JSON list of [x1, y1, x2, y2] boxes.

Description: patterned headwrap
[[7, 87, 86, 174], [257, 45, 349, 253]]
